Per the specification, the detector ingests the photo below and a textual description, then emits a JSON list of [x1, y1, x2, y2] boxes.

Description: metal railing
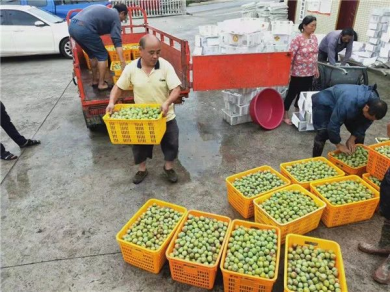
[[111, 0, 186, 17]]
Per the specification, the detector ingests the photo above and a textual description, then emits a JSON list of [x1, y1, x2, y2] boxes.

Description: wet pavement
[[1, 5, 390, 292]]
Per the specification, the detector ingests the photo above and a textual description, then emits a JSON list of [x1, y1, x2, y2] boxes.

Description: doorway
[[287, 0, 297, 22], [336, 0, 360, 29]]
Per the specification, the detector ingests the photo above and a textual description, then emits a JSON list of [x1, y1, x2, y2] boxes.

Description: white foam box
[[222, 90, 257, 105], [264, 44, 289, 52], [195, 35, 220, 47], [272, 34, 291, 45], [357, 51, 374, 58], [224, 101, 250, 116], [379, 47, 390, 58], [222, 109, 252, 126], [199, 25, 219, 37], [368, 38, 380, 45], [292, 112, 314, 132], [218, 18, 269, 34], [365, 43, 376, 52], [193, 46, 203, 56], [202, 45, 220, 56], [219, 31, 262, 47], [271, 20, 293, 35], [381, 33, 390, 43], [219, 44, 259, 54], [369, 22, 383, 30], [367, 29, 380, 38]]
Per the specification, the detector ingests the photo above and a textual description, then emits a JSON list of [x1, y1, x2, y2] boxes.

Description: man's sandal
[[20, 139, 41, 148], [1, 151, 18, 160]]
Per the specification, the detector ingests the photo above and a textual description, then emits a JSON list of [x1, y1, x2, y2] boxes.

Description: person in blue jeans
[[68, 4, 128, 91], [1, 102, 40, 160]]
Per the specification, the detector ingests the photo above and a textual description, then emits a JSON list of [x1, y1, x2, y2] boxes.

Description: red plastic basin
[[250, 88, 284, 130]]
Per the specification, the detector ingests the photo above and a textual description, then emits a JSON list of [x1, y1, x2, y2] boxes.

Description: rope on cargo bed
[[0, 79, 73, 185]]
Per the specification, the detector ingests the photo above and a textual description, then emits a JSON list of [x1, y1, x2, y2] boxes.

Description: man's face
[[140, 39, 161, 67], [363, 105, 377, 121], [119, 12, 128, 22], [341, 35, 352, 43]]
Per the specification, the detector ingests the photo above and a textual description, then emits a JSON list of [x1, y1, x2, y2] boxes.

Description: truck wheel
[[60, 38, 72, 59]]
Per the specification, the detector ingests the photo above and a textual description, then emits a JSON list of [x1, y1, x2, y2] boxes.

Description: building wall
[[291, 0, 390, 42]]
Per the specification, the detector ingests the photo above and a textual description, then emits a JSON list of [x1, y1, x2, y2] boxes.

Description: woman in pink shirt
[[284, 16, 319, 125]]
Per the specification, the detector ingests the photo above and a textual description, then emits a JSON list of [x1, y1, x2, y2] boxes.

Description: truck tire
[[60, 37, 72, 59]]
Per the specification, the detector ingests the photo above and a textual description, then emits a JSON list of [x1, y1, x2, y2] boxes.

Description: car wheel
[[60, 37, 72, 59]]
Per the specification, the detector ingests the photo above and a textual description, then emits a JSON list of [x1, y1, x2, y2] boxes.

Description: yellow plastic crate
[[105, 44, 132, 62], [103, 104, 166, 145], [116, 199, 187, 274], [310, 175, 380, 227], [82, 50, 108, 70], [367, 141, 390, 180], [284, 234, 348, 292], [129, 43, 141, 60], [110, 60, 131, 77], [327, 144, 369, 176], [280, 157, 345, 189], [253, 184, 326, 244], [226, 166, 291, 219], [220, 220, 281, 292], [166, 210, 232, 290], [362, 173, 381, 191]]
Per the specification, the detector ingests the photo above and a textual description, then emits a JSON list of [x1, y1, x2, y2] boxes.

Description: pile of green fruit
[[316, 180, 374, 205], [376, 145, 390, 158], [286, 244, 342, 292], [366, 175, 381, 187], [232, 170, 286, 198], [285, 161, 338, 182], [122, 204, 183, 250], [223, 225, 278, 278], [260, 190, 319, 224], [169, 215, 229, 265], [332, 146, 368, 168], [111, 106, 161, 120]]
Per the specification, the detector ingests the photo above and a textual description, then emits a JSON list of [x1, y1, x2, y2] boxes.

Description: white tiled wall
[[292, 0, 390, 42]]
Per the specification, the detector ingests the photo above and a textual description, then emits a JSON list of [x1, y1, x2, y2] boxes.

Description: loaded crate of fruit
[[103, 104, 166, 145], [310, 175, 379, 227], [116, 199, 187, 274], [220, 219, 281, 292], [226, 166, 291, 219], [166, 210, 232, 289], [362, 173, 382, 191], [284, 234, 348, 292], [367, 141, 390, 180], [328, 144, 369, 176], [110, 60, 131, 77], [105, 44, 132, 62], [253, 184, 326, 244], [280, 157, 345, 189]]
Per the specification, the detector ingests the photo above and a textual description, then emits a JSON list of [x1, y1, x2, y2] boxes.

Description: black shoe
[[133, 170, 148, 184], [163, 167, 178, 183]]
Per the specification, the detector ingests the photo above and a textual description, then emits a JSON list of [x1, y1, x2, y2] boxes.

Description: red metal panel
[[192, 52, 292, 91]]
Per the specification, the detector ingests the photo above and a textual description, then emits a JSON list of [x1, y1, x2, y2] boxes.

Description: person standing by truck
[[106, 35, 182, 184], [68, 4, 128, 91]]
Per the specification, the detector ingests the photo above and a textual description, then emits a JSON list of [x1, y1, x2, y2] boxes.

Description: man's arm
[[327, 35, 338, 65], [106, 85, 124, 114], [341, 40, 353, 65], [110, 21, 126, 68], [161, 86, 181, 116]]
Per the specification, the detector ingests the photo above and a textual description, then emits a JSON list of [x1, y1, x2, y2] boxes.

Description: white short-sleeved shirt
[[116, 57, 182, 121]]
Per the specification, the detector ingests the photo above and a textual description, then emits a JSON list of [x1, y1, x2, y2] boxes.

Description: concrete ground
[[1, 3, 390, 292]]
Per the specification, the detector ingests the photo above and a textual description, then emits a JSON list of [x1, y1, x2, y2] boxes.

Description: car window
[[0, 0, 21, 5], [0, 10, 10, 25], [27, 0, 47, 7], [5, 10, 39, 25]]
